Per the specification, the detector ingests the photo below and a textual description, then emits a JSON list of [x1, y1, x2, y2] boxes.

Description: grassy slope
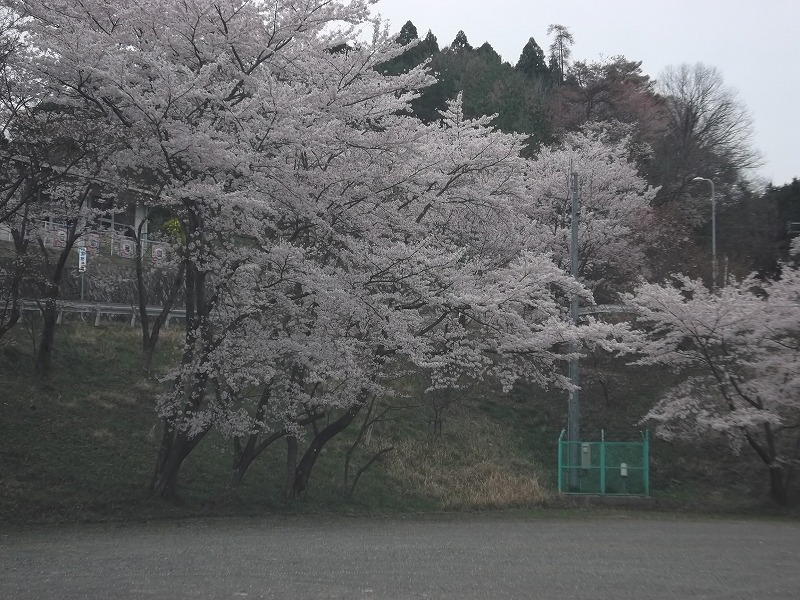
[[0, 318, 784, 524]]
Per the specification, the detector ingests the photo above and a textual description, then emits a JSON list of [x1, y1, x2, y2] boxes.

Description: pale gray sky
[[371, 0, 799, 186]]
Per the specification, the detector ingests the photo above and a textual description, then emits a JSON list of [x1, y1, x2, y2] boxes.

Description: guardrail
[[19, 300, 186, 328], [17, 301, 633, 327], [578, 304, 637, 316]]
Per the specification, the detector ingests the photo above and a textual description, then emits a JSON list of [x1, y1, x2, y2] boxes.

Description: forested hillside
[[383, 20, 798, 280], [1, 0, 799, 516]]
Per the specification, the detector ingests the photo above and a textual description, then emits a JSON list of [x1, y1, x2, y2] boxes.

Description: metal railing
[[19, 299, 186, 328]]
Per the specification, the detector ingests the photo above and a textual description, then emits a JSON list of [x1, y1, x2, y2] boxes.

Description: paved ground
[[1, 514, 799, 599]]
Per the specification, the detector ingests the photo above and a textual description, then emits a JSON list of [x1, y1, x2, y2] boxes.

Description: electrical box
[[581, 443, 591, 469]]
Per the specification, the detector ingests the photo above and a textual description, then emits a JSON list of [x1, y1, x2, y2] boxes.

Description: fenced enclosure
[[557, 430, 649, 495]]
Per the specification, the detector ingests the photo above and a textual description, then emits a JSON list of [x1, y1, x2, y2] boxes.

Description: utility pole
[[568, 171, 581, 491], [693, 177, 716, 291]]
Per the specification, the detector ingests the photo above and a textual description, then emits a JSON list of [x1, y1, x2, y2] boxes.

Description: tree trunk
[[33, 218, 80, 376], [230, 437, 271, 488], [137, 255, 185, 376], [35, 297, 58, 375], [743, 425, 791, 505], [0, 262, 23, 341], [0, 302, 21, 340], [150, 212, 207, 501], [141, 342, 157, 376], [285, 436, 297, 502], [152, 452, 182, 500], [230, 436, 274, 487], [229, 442, 249, 487], [769, 465, 790, 506], [152, 430, 187, 500], [151, 426, 209, 501], [291, 404, 362, 501], [760, 423, 791, 505], [345, 447, 394, 499], [229, 409, 322, 487]]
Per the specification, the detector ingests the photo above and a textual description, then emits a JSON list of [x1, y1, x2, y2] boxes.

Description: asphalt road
[[1, 515, 799, 599]]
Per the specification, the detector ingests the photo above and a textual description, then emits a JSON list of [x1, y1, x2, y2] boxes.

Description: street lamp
[[693, 176, 716, 291]]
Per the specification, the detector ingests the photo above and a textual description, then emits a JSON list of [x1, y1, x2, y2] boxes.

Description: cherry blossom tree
[[10, 0, 620, 501], [522, 123, 657, 301], [1, 6, 119, 346], [0, 93, 122, 371], [7, 0, 408, 494], [211, 96, 602, 498], [628, 272, 800, 505]]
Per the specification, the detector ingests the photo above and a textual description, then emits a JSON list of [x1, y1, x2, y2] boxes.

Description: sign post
[[78, 247, 87, 301]]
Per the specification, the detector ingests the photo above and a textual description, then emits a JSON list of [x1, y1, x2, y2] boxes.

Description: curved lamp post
[[693, 177, 716, 291]]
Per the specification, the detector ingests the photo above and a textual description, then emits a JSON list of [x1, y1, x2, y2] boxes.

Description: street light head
[[693, 176, 706, 182]]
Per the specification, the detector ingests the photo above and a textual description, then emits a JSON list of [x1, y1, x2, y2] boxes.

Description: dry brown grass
[[86, 390, 139, 408], [91, 428, 115, 441], [68, 326, 103, 346], [386, 407, 552, 509]]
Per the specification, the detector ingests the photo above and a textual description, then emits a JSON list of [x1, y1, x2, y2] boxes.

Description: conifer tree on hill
[[397, 20, 418, 46], [450, 30, 472, 52], [515, 36, 550, 80]]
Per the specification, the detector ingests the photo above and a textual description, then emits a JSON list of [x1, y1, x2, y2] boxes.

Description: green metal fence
[[558, 430, 650, 496]]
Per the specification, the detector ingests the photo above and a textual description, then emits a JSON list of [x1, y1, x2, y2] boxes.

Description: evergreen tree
[[450, 30, 472, 52], [411, 42, 553, 151], [397, 20, 418, 46], [422, 30, 440, 54], [717, 178, 800, 275], [515, 37, 549, 80], [547, 24, 574, 83], [379, 22, 433, 76], [476, 42, 501, 64], [548, 55, 560, 81]]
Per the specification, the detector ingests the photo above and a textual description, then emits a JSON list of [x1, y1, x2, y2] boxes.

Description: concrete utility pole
[[568, 171, 581, 491], [693, 177, 717, 291]]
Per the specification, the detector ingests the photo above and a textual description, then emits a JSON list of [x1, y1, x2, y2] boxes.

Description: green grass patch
[[0, 319, 792, 524]]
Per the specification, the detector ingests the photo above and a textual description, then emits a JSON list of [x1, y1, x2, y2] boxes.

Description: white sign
[[78, 247, 87, 272]]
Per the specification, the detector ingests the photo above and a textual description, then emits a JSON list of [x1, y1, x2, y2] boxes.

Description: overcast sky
[[370, 0, 799, 187]]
